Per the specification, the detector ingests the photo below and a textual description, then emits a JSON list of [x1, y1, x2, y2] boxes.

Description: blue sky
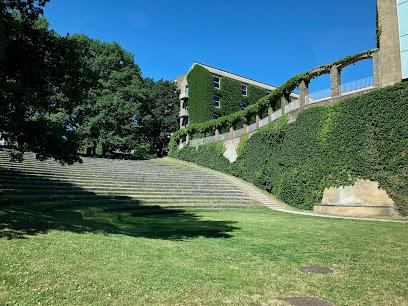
[[43, 0, 376, 92]]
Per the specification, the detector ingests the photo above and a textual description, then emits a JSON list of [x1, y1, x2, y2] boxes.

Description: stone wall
[[314, 179, 397, 217]]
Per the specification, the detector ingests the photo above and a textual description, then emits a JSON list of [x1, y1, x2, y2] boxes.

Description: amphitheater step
[[0, 148, 263, 217]]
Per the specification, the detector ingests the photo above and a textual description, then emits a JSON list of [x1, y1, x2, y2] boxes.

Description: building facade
[[173, 63, 298, 129]]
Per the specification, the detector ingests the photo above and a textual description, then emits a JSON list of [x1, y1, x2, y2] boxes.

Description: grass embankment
[[0, 202, 407, 305]]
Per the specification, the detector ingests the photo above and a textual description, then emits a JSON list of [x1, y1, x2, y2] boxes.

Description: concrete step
[[0, 166, 221, 177], [0, 177, 231, 187], [0, 183, 242, 192], [0, 190, 252, 201], [0, 187, 245, 196], [0, 149, 261, 214], [0, 195, 255, 205]]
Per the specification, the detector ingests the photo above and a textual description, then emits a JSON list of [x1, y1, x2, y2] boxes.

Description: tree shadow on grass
[[0, 167, 239, 240]]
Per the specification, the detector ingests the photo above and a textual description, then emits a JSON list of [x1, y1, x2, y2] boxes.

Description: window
[[242, 84, 247, 96], [213, 96, 220, 108], [289, 98, 292, 103], [183, 119, 189, 128], [265, 91, 270, 96], [213, 76, 220, 89], [213, 114, 219, 120], [241, 102, 247, 110]]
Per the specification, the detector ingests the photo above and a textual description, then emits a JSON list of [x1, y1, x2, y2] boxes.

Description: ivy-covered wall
[[186, 65, 214, 124], [186, 64, 269, 124], [170, 82, 408, 216], [171, 49, 377, 144]]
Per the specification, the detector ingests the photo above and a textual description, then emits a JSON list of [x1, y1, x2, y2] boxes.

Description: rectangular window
[[289, 98, 292, 103], [242, 84, 247, 96], [213, 76, 220, 89], [241, 102, 247, 110], [213, 114, 219, 120], [213, 96, 220, 108]]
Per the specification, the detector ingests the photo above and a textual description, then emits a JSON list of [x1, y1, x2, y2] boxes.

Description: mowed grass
[[0, 201, 407, 306]]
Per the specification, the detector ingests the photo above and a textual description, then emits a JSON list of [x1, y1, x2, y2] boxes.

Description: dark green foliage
[[171, 83, 408, 215], [215, 78, 268, 118], [144, 78, 180, 157], [245, 85, 268, 107], [69, 34, 149, 157], [187, 65, 214, 124], [186, 64, 271, 125], [0, 1, 85, 164], [169, 142, 232, 173], [215, 77, 242, 116]]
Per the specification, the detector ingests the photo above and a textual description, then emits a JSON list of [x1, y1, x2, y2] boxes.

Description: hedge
[[170, 82, 408, 215]]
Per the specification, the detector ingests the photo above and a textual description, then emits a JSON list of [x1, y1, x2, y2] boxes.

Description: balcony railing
[[306, 76, 375, 105], [340, 76, 374, 95], [204, 136, 216, 143], [233, 128, 244, 138], [247, 123, 257, 133], [285, 100, 300, 113], [306, 88, 331, 105], [179, 108, 189, 117], [218, 132, 230, 141], [179, 88, 189, 100], [259, 117, 269, 128], [271, 109, 282, 121]]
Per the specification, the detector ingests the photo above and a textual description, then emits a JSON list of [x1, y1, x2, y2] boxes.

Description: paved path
[[164, 158, 408, 224]]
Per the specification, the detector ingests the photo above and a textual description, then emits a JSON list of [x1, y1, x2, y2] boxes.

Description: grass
[[0, 201, 407, 305]]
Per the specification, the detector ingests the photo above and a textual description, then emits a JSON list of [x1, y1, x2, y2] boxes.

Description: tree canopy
[[1, 1, 180, 163], [1, 0, 87, 164]]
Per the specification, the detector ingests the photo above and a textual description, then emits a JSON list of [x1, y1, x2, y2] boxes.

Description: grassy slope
[[0, 204, 407, 305]]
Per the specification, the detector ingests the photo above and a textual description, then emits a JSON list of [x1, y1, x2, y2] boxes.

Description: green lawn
[[0, 203, 407, 305]]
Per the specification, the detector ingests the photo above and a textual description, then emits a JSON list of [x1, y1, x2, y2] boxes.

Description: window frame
[[242, 84, 247, 96], [213, 95, 220, 108], [213, 76, 220, 89], [241, 102, 247, 110]]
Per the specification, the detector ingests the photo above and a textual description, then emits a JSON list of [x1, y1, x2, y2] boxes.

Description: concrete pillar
[[377, 0, 403, 86], [299, 80, 309, 106], [215, 129, 220, 141], [268, 106, 273, 122], [330, 65, 341, 97], [256, 113, 261, 129], [186, 134, 189, 143], [200, 137, 204, 144], [281, 94, 290, 114], [372, 50, 382, 87], [179, 99, 184, 113], [243, 124, 248, 135], [179, 100, 184, 130], [229, 127, 234, 138]]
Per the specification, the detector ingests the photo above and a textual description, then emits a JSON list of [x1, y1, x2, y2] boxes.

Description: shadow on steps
[[0, 167, 239, 240]]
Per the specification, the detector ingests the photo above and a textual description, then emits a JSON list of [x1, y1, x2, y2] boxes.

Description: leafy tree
[[144, 78, 180, 157], [70, 35, 150, 156], [1, 2, 179, 161], [0, 1, 90, 164]]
